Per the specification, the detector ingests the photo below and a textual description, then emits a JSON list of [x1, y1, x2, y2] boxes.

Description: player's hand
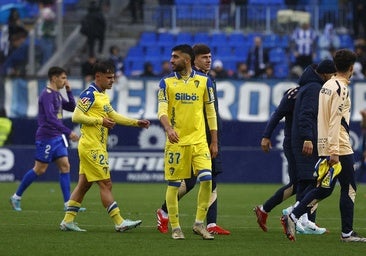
[[137, 119, 150, 129], [102, 117, 116, 129], [165, 126, 179, 143], [69, 131, 79, 142], [328, 155, 339, 167], [261, 137, 271, 153], [302, 140, 313, 156], [65, 80, 71, 91], [210, 142, 218, 159]]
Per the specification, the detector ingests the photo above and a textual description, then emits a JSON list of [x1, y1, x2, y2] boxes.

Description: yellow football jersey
[[76, 84, 113, 149], [158, 70, 215, 145]]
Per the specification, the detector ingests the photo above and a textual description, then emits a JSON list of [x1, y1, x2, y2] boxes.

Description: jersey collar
[[174, 70, 196, 80]]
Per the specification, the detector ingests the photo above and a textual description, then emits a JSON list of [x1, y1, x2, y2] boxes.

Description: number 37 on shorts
[[164, 144, 192, 180]]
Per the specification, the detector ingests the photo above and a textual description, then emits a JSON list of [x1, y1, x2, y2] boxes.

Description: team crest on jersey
[[103, 105, 111, 112], [91, 150, 98, 161], [194, 80, 200, 88], [169, 167, 175, 176], [204, 152, 211, 159]]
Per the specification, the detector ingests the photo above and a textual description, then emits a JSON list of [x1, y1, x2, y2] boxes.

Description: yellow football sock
[[196, 180, 212, 222], [107, 202, 124, 225], [63, 200, 80, 223], [166, 185, 179, 229]]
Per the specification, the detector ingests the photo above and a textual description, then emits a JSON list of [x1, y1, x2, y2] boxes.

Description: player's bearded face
[[171, 51, 188, 72], [172, 60, 185, 72]]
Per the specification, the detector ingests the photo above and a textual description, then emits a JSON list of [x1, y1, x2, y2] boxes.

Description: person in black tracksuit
[[254, 86, 299, 232], [291, 60, 336, 224]]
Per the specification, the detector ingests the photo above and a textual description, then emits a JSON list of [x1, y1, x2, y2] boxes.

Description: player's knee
[[197, 170, 212, 182]]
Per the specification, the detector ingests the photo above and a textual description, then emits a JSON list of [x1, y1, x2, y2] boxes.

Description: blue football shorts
[[34, 135, 68, 163]]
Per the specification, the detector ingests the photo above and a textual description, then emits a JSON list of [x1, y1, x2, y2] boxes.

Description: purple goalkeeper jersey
[[35, 87, 76, 141]]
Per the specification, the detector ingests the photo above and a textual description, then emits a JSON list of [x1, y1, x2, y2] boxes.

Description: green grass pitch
[[1, 182, 366, 255]]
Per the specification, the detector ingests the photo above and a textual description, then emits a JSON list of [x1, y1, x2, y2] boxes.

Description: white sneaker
[[282, 205, 294, 216], [115, 219, 142, 232], [341, 231, 366, 242], [298, 220, 327, 235], [60, 221, 86, 232], [193, 223, 214, 240], [172, 228, 185, 240]]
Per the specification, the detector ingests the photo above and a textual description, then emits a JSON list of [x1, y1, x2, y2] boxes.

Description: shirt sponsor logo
[[175, 93, 199, 101]]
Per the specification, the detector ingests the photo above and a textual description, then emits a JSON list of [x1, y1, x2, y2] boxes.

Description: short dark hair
[[333, 49, 357, 73], [92, 60, 115, 75], [192, 44, 211, 56], [172, 44, 194, 62], [48, 66, 66, 80]]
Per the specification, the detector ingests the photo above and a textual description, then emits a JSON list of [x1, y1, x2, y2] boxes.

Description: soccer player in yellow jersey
[[158, 44, 218, 240], [60, 60, 150, 232]]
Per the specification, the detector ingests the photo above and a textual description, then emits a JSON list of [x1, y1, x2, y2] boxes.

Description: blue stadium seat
[[162, 46, 173, 60], [339, 34, 354, 49], [221, 58, 237, 72], [262, 34, 281, 49], [233, 46, 249, 62], [176, 32, 192, 45], [210, 32, 228, 47], [126, 45, 144, 59], [214, 46, 233, 59], [139, 32, 158, 47], [278, 35, 290, 48], [228, 33, 245, 47], [269, 47, 287, 63], [145, 45, 162, 60], [273, 63, 289, 78], [124, 45, 145, 76], [129, 61, 144, 75], [193, 32, 210, 45], [157, 32, 175, 47]]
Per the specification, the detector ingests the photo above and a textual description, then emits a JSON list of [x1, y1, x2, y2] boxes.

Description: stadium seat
[[269, 47, 287, 64], [278, 35, 290, 48], [221, 58, 237, 72], [228, 33, 246, 47], [214, 46, 233, 59], [273, 63, 289, 78], [125, 45, 144, 60], [129, 61, 144, 76], [262, 34, 281, 49], [157, 32, 175, 47], [139, 32, 158, 47], [193, 32, 210, 45], [339, 34, 354, 49], [176, 32, 193, 45], [233, 46, 249, 62], [145, 45, 162, 60], [211, 32, 228, 48], [162, 46, 173, 60]]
